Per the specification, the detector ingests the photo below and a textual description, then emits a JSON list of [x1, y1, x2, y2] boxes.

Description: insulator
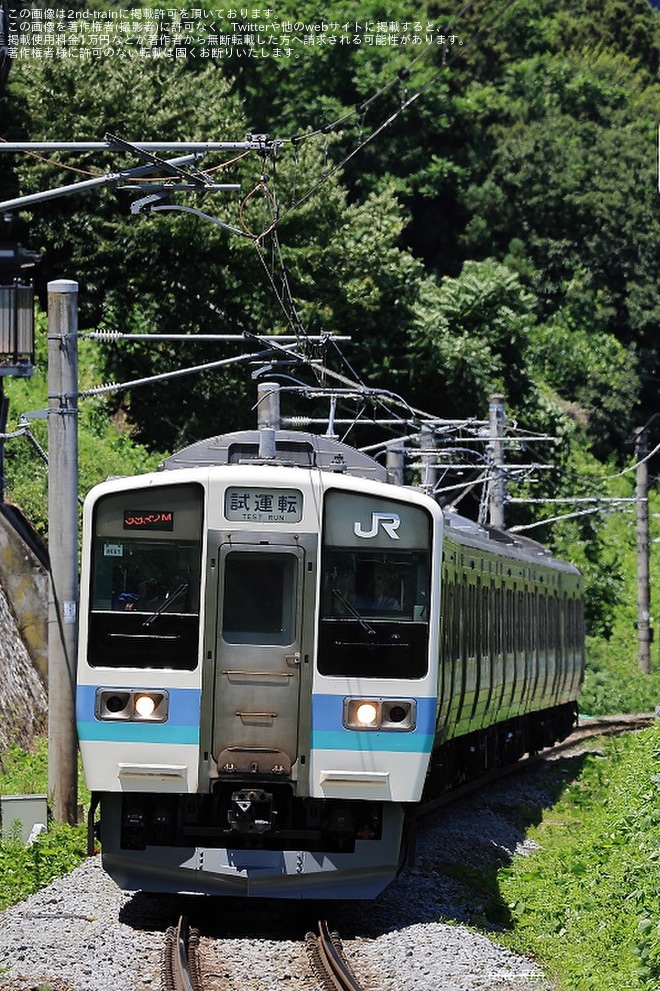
[[86, 381, 118, 396]]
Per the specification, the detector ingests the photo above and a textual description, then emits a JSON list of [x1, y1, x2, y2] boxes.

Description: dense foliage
[[1, 0, 660, 679], [499, 725, 660, 990], [3, 311, 164, 536], [0, 739, 87, 910]]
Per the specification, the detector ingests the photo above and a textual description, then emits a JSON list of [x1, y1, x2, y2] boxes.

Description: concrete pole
[[386, 441, 405, 486], [47, 279, 79, 824], [635, 426, 651, 674], [488, 394, 506, 529], [419, 426, 437, 495], [0, 379, 8, 502]]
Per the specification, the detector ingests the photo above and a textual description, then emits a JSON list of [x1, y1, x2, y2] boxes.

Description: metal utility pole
[[256, 380, 281, 459], [488, 393, 506, 529], [47, 279, 79, 824], [635, 425, 651, 673]]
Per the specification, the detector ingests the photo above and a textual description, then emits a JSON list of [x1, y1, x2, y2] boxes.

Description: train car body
[[77, 429, 583, 899]]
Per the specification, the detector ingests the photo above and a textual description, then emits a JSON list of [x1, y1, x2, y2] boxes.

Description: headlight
[[134, 694, 157, 718], [355, 701, 380, 726], [343, 698, 416, 731], [95, 689, 169, 722]]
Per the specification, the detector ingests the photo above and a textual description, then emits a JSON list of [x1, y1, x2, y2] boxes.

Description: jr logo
[[354, 512, 401, 540]]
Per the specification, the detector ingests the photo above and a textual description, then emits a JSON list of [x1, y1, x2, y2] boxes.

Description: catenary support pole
[[0, 378, 8, 502], [635, 425, 651, 673], [419, 425, 437, 496], [47, 279, 79, 823], [488, 393, 506, 529], [386, 441, 405, 486]]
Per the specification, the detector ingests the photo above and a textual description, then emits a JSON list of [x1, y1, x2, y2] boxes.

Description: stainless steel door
[[212, 543, 303, 776]]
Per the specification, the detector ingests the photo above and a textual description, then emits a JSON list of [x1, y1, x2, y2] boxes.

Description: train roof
[[444, 510, 580, 576], [160, 429, 388, 482], [157, 427, 577, 578]]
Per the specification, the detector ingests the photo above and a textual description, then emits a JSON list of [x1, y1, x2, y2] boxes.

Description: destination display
[[123, 510, 175, 531], [224, 487, 303, 523]]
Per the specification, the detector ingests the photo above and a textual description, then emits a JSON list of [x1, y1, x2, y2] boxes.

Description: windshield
[[87, 482, 203, 669], [92, 537, 200, 615], [322, 549, 429, 621], [318, 489, 432, 678]]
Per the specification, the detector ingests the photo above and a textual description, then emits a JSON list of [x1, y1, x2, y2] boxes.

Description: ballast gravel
[[0, 762, 566, 991]]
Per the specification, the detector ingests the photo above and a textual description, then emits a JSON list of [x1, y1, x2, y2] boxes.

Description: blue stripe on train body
[[76, 684, 201, 745], [310, 693, 436, 753]]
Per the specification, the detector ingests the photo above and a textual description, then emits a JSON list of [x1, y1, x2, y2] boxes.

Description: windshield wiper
[[331, 587, 376, 635], [142, 582, 189, 628]]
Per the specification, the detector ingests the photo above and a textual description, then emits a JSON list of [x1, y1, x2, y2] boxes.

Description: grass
[[0, 737, 88, 911], [0, 821, 87, 910], [497, 724, 660, 990], [579, 639, 660, 717]]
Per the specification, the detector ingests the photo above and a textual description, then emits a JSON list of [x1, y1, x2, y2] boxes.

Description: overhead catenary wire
[[78, 345, 296, 399], [510, 503, 637, 532], [3, 424, 49, 465], [269, 0, 522, 231], [81, 332, 349, 343], [220, 0, 530, 401]]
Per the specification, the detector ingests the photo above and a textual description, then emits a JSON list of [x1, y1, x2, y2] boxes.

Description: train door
[[211, 540, 305, 776]]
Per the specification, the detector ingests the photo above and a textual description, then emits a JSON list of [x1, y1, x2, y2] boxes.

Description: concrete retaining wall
[[0, 504, 48, 684]]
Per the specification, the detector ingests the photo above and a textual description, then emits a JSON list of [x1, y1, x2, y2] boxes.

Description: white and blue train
[[77, 423, 584, 899]]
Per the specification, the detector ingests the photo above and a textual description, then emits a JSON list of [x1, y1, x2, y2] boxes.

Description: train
[[76, 410, 584, 900]]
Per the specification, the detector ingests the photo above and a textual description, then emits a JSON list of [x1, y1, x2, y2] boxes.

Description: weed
[[0, 739, 88, 911], [498, 725, 660, 991]]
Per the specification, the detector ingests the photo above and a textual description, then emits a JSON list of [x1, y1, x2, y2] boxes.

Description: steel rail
[[306, 920, 365, 991], [163, 916, 202, 991]]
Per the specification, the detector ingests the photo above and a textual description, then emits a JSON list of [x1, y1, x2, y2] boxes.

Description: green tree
[[4, 39, 430, 450], [4, 0, 659, 462], [408, 258, 541, 420], [457, 49, 660, 452], [529, 314, 640, 457]]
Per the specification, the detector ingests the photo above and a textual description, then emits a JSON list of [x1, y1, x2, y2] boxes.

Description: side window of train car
[[318, 490, 432, 679], [87, 483, 203, 670]]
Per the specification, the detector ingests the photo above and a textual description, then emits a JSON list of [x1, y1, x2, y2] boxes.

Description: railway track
[[162, 915, 368, 991], [163, 916, 203, 991]]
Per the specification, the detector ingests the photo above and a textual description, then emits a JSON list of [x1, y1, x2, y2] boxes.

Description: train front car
[[76, 433, 442, 899]]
